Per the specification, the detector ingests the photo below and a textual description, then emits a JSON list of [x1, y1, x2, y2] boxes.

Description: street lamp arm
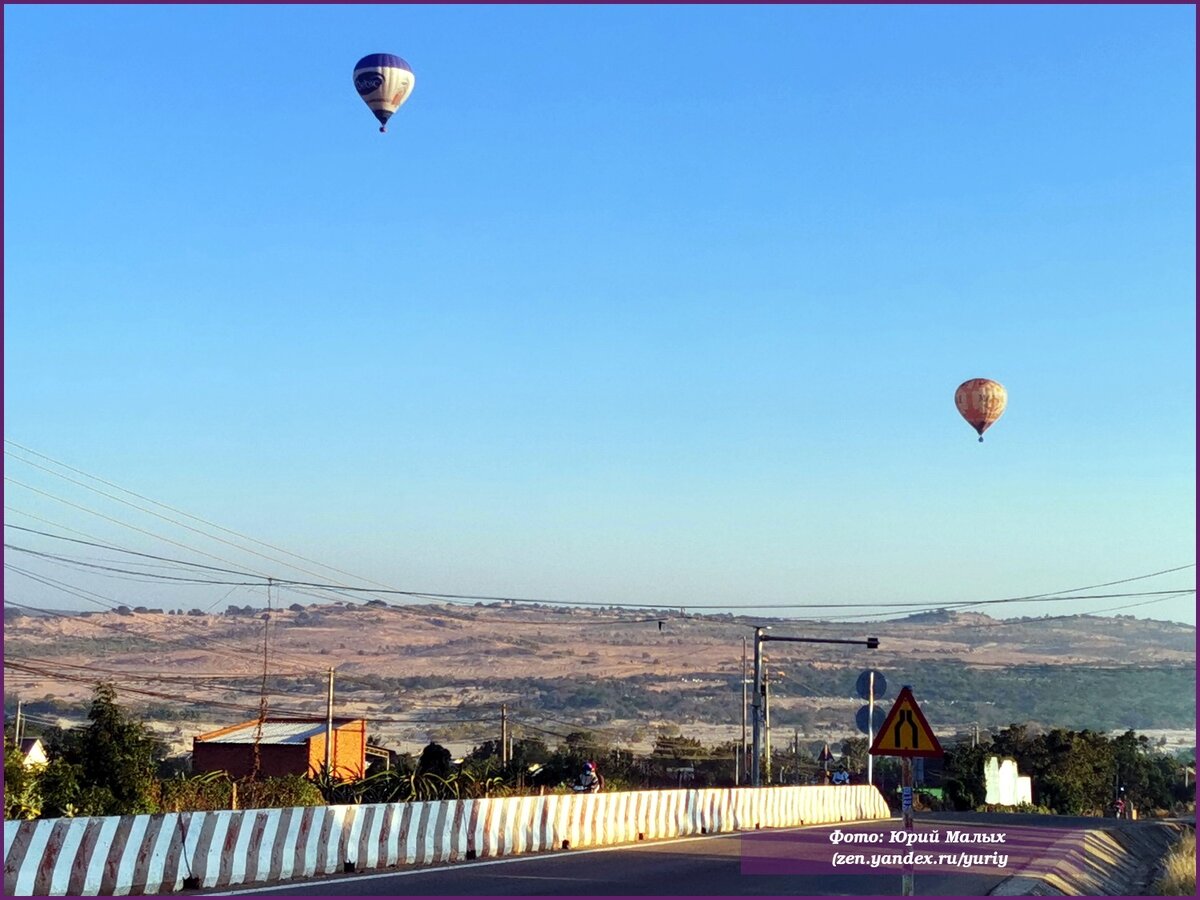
[[749, 632, 879, 788], [761, 636, 880, 648]]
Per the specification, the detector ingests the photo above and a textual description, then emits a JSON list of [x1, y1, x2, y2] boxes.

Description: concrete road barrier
[[988, 821, 1190, 896], [4, 784, 890, 896]]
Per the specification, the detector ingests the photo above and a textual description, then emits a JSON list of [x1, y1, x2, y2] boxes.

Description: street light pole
[[751, 633, 879, 787], [751, 628, 764, 787]]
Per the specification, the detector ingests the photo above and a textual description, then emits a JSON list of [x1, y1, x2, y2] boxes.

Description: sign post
[[869, 672, 875, 787], [819, 742, 833, 781], [901, 757, 914, 895], [869, 685, 942, 898], [855, 669, 887, 787]]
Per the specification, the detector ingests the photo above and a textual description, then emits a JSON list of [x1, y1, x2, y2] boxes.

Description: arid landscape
[[5, 602, 1195, 759]]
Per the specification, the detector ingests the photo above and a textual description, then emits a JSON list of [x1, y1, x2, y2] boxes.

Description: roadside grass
[[1153, 831, 1196, 896]]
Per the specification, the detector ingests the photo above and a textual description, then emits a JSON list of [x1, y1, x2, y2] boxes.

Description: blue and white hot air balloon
[[352, 53, 415, 133]]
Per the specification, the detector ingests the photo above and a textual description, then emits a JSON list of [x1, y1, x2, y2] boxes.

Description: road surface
[[207, 818, 1015, 896]]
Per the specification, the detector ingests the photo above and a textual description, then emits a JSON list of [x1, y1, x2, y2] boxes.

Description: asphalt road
[[209, 819, 1015, 897]]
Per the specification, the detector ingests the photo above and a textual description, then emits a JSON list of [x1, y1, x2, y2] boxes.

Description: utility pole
[[324, 666, 336, 776], [501, 704, 509, 765], [740, 636, 747, 786], [751, 632, 879, 787], [14, 699, 23, 745], [751, 627, 765, 786], [764, 664, 772, 785], [253, 596, 272, 781]]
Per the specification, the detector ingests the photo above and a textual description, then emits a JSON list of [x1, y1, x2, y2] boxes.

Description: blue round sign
[[855, 669, 887, 701], [856, 703, 884, 734]]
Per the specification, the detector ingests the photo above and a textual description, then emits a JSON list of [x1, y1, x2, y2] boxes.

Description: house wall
[[191, 742, 309, 780], [190, 719, 367, 782], [305, 721, 366, 780]]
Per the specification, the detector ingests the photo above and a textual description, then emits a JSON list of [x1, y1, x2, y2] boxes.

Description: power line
[[5, 654, 313, 682], [6, 563, 123, 612], [2, 660, 322, 720], [5, 505, 111, 543], [4, 634, 538, 731], [4, 449, 434, 612], [8, 463, 1193, 623], [5, 441, 402, 590], [5, 535, 398, 610], [6, 461, 310, 579], [4, 477, 276, 577], [3, 597, 317, 670], [966, 591, 1196, 627], [7, 441, 1193, 630], [9, 537, 1191, 612], [5, 524, 259, 577], [512, 709, 629, 742]]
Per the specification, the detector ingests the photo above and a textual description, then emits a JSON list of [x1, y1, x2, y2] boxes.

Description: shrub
[[159, 771, 231, 812], [4, 740, 41, 819], [973, 802, 1056, 815], [1153, 831, 1195, 896], [238, 774, 324, 809]]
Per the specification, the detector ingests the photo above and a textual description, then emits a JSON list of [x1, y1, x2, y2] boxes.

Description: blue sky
[[4, 5, 1195, 624]]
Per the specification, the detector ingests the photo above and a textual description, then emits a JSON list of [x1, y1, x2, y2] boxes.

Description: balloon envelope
[[353, 53, 415, 132], [955, 378, 1007, 440]]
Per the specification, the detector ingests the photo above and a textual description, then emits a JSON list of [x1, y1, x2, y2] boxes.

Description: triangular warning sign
[[868, 686, 943, 758]]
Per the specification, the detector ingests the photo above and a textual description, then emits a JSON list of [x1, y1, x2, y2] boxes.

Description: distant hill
[[4, 603, 1194, 755]]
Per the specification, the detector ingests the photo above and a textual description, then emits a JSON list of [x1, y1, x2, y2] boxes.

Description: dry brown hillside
[[5, 603, 1194, 757]]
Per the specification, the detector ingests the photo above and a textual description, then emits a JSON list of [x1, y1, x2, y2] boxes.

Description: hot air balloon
[[353, 53, 415, 133], [955, 378, 1007, 442]]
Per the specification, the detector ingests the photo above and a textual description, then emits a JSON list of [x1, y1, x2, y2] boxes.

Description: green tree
[[466, 739, 504, 763], [561, 730, 607, 762], [39, 684, 163, 816], [1037, 729, 1114, 815], [416, 742, 453, 778], [942, 744, 988, 810], [511, 737, 551, 768], [78, 683, 163, 814], [840, 737, 868, 774], [38, 758, 115, 818], [651, 733, 707, 763], [4, 739, 41, 819]]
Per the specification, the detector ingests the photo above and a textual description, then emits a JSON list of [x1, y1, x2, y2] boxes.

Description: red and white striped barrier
[[4, 786, 889, 895]]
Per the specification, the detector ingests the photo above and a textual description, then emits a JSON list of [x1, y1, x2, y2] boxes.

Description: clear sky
[[4, 5, 1196, 625]]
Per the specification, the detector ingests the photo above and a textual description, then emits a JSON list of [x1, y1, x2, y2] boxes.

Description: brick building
[[192, 717, 367, 781]]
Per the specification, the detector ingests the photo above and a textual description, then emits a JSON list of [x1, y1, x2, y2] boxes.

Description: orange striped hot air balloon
[[955, 379, 1007, 442]]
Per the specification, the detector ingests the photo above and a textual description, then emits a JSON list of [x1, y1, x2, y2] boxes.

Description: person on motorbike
[[575, 761, 602, 793], [831, 765, 851, 786]]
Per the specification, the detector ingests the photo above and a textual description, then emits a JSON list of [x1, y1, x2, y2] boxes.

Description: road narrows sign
[[868, 685, 943, 758]]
